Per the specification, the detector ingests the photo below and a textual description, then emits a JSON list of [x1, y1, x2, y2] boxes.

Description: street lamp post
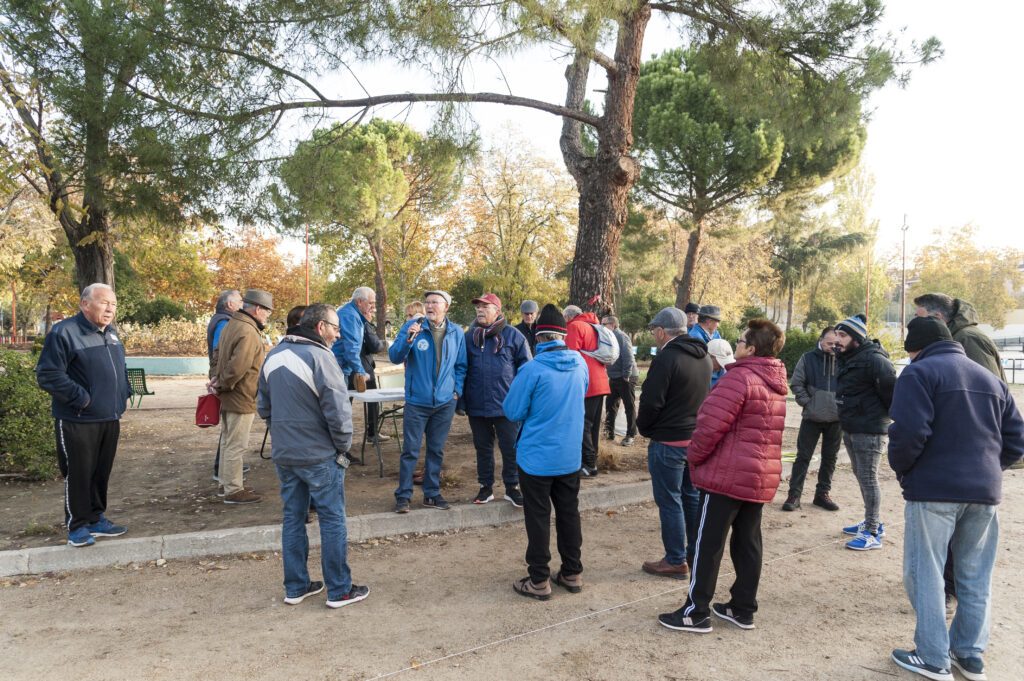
[[901, 215, 909, 342]]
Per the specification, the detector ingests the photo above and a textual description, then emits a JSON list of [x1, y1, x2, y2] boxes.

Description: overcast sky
[[288, 2, 1022, 261]]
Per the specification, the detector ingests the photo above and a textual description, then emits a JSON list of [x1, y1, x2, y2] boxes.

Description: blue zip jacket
[[36, 312, 132, 422], [502, 340, 589, 476], [331, 300, 369, 377], [388, 317, 467, 408], [688, 324, 721, 344], [460, 322, 532, 417], [888, 340, 1024, 504]]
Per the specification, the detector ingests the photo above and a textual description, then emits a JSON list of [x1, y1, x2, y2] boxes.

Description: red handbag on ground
[[196, 394, 221, 427]]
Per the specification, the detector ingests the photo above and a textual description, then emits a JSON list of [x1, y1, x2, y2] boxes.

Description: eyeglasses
[[736, 339, 747, 345], [323, 321, 340, 331]]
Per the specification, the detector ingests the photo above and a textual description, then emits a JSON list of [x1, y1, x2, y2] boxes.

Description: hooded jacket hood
[[732, 355, 789, 395], [948, 298, 981, 336], [534, 341, 582, 371], [665, 332, 710, 359]]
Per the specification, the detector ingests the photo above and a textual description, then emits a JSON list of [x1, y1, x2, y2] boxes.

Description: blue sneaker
[[842, 521, 884, 537], [86, 515, 127, 537], [846, 530, 882, 551], [892, 649, 952, 681], [949, 651, 986, 681], [67, 526, 95, 547]]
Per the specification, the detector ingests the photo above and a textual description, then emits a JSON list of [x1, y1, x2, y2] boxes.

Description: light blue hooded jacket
[[388, 317, 468, 408], [502, 340, 589, 476]]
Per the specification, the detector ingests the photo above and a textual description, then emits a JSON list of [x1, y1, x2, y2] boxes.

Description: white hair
[[352, 286, 375, 302], [81, 283, 114, 301], [562, 305, 582, 321]]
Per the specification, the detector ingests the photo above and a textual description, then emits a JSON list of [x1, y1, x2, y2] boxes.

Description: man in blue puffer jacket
[[388, 290, 467, 513], [460, 293, 532, 507], [888, 315, 1024, 681], [503, 304, 588, 600], [36, 283, 132, 548]]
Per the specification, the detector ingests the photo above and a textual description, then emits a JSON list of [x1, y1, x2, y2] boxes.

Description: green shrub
[[632, 330, 658, 359], [128, 295, 193, 325], [777, 328, 819, 379], [0, 349, 57, 479]]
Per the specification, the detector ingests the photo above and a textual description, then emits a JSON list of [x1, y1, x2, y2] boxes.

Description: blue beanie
[[835, 313, 868, 341]]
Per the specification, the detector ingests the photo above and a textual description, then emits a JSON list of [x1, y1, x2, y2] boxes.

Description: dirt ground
[[1, 375, 807, 550], [2, 466, 1023, 681]]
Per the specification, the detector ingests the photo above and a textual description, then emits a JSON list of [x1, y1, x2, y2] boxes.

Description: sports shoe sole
[[503, 494, 523, 508], [423, 500, 451, 510], [284, 582, 325, 605], [950, 655, 986, 681], [712, 603, 755, 630], [657, 615, 712, 633], [845, 539, 882, 551], [326, 587, 370, 609], [473, 494, 494, 504], [67, 537, 95, 547]]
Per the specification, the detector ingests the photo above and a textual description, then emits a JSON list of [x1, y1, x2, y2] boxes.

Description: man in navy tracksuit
[[888, 315, 1024, 681], [36, 283, 132, 547], [388, 290, 467, 513], [460, 293, 532, 507]]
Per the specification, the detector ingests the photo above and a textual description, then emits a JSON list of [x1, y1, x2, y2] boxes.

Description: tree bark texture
[[675, 214, 705, 308], [563, 7, 649, 316]]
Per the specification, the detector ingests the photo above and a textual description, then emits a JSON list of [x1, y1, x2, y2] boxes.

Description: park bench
[[126, 368, 155, 407]]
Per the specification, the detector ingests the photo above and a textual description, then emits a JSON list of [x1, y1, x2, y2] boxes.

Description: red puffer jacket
[[566, 312, 611, 398], [688, 355, 788, 503]]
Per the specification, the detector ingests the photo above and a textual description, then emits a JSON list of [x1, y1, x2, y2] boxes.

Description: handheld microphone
[[407, 316, 426, 342]]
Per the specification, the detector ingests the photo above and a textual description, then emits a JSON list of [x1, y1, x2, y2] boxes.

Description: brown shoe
[[224, 489, 262, 504], [553, 570, 583, 593], [812, 493, 840, 511], [512, 577, 551, 600], [642, 558, 689, 580], [217, 485, 254, 498]]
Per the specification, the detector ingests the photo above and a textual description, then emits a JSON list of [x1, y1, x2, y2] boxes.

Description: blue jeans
[[468, 415, 519, 487], [396, 399, 456, 501], [276, 460, 351, 601], [647, 441, 700, 565], [903, 501, 999, 669]]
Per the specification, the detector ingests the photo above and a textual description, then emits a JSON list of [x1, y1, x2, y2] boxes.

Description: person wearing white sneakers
[[833, 313, 895, 551]]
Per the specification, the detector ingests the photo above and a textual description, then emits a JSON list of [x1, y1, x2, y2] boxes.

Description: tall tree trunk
[[69, 213, 115, 293], [675, 213, 706, 308], [365, 236, 389, 339], [561, 8, 649, 316], [44, 302, 52, 334], [786, 281, 795, 331]]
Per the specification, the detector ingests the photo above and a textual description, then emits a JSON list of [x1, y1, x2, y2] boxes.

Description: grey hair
[[913, 293, 955, 322], [601, 315, 618, 327], [241, 301, 259, 313], [662, 327, 686, 338], [299, 303, 337, 329], [562, 305, 582, 321], [217, 289, 241, 308], [536, 331, 565, 342], [352, 286, 374, 302], [81, 283, 114, 301]]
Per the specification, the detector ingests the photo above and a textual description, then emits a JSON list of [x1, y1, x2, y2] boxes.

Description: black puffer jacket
[[835, 339, 896, 435], [637, 334, 712, 442], [791, 345, 839, 422]]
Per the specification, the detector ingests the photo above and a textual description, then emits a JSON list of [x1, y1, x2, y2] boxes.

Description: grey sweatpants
[[844, 432, 886, 534]]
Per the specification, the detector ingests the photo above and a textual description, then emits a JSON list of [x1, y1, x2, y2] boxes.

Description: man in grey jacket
[[257, 303, 369, 609], [602, 315, 639, 446], [783, 327, 842, 512]]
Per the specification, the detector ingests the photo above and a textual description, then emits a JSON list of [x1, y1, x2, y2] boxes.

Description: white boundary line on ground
[[363, 521, 904, 681]]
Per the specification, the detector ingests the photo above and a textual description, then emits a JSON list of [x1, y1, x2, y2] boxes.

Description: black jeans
[[682, 491, 764, 620], [468, 415, 519, 487], [348, 373, 379, 436], [604, 377, 637, 438], [787, 419, 842, 498], [55, 419, 120, 532], [519, 467, 583, 584], [581, 395, 604, 468]]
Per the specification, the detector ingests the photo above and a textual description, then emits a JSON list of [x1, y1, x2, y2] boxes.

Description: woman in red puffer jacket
[[658, 319, 788, 634]]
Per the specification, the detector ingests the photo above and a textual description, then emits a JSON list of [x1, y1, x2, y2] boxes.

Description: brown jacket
[[209, 311, 266, 413]]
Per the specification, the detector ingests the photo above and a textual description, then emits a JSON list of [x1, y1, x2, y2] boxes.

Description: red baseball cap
[[471, 292, 502, 310]]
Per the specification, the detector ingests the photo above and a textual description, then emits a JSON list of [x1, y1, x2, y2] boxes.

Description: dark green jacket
[[948, 299, 1006, 383]]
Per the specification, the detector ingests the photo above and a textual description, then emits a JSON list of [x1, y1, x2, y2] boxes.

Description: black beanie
[[535, 303, 567, 335], [904, 315, 952, 352]]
